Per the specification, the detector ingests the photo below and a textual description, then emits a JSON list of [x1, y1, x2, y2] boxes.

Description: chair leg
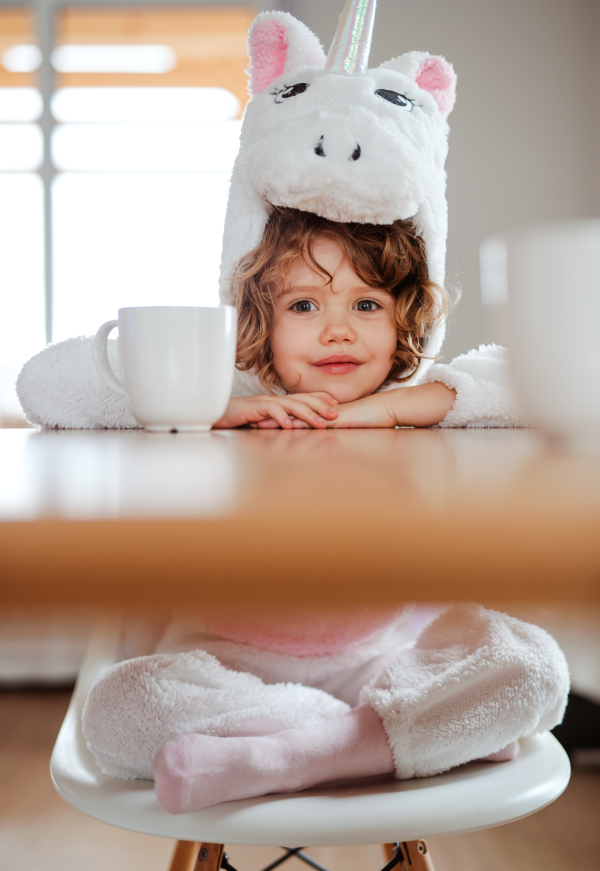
[[169, 841, 200, 871], [168, 841, 225, 871], [383, 844, 396, 863], [194, 843, 226, 871], [382, 841, 435, 871]]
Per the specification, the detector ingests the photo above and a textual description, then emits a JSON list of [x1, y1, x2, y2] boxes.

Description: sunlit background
[[0, 4, 254, 420]]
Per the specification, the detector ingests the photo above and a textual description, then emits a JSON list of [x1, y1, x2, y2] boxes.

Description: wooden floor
[[1, 690, 598, 871]]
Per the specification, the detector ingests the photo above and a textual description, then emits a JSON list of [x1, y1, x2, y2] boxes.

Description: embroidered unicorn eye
[[375, 89, 414, 111], [274, 83, 309, 103]]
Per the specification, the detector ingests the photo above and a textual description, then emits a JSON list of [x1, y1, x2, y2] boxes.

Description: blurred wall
[[268, 0, 600, 360]]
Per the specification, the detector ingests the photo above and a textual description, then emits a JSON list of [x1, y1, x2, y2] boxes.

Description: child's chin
[[338, 390, 365, 404], [326, 385, 368, 404], [289, 374, 373, 404]]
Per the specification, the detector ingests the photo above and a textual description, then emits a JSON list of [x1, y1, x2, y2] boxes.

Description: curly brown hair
[[232, 206, 448, 392]]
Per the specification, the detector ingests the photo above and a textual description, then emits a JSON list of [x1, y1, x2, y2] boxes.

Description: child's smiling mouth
[[312, 355, 364, 375]]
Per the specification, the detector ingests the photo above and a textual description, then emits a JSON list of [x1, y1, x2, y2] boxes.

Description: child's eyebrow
[[279, 285, 317, 296], [279, 284, 389, 297]]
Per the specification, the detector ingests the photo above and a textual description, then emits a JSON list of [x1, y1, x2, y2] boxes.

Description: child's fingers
[[280, 398, 332, 428], [249, 397, 336, 429], [254, 418, 281, 428], [310, 392, 339, 405], [288, 394, 338, 420], [254, 401, 294, 428]]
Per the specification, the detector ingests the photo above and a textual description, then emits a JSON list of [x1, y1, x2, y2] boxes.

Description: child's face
[[270, 238, 398, 403]]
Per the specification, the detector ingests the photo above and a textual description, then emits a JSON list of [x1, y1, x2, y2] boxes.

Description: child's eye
[[291, 300, 317, 313], [353, 299, 381, 312]]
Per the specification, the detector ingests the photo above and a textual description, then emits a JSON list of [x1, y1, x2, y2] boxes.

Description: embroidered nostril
[[350, 144, 361, 161], [314, 136, 326, 157]]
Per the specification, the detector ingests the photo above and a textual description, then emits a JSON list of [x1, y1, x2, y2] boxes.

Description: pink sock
[[153, 704, 394, 814], [479, 741, 520, 763]]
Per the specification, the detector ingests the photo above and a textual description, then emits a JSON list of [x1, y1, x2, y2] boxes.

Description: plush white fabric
[[422, 344, 530, 428], [153, 610, 418, 707], [82, 649, 350, 780], [16, 337, 139, 430], [363, 605, 569, 779], [82, 605, 569, 782]]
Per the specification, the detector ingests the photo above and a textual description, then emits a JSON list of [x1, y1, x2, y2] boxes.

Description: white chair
[[51, 620, 571, 871]]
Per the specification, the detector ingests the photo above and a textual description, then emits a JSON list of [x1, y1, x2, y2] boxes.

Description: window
[[0, 5, 254, 422]]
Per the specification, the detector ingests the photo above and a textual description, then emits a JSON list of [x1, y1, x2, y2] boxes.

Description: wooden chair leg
[[382, 841, 435, 871], [194, 843, 225, 871], [169, 841, 200, 871], [168, 841, 225, 871], [383, 844, 397, 863]]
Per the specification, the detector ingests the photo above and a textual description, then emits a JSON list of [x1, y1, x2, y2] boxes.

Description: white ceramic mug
[[93, 306, 237, 432], [481, 219, 600, 451]]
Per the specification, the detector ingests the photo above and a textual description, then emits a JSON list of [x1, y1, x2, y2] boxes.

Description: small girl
[[79, 204, 568, 815], [18, 5, 567, 815]]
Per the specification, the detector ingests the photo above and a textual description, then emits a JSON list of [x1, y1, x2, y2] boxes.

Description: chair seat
[[51, 620, 571, 848]]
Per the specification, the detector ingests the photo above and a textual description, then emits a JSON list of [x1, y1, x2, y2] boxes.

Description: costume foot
[[153, 705, 394, 814], [480, 740, 520, 763], [153, 735, 195, 814], [153, 732, 284, 814]]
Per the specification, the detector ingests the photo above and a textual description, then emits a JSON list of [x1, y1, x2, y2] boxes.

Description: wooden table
[[0, 427, 599, 608]]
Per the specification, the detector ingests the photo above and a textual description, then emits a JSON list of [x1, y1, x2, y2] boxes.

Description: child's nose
[[321, 314, 356, 343]]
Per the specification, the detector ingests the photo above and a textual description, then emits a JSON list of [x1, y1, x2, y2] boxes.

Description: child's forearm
[[330, 382, 456, 428], [386, 381, 457, 427]]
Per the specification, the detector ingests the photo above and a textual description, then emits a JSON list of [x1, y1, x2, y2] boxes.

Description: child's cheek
[[367, 316, 397, 363], [269, 316, 303, 382]]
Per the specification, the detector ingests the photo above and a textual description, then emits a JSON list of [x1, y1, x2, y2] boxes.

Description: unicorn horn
[[324, 0, 378, 76]]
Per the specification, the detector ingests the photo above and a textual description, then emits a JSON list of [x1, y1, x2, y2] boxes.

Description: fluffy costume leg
[[361, 604, 569, 779], [153, 703, 394, 814], [82, 648, 350, 780]]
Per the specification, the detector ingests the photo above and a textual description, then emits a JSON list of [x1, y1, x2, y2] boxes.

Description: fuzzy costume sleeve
[[16, 337, 139, 429], [362, 604, 569, 780], [422, 344, 529, 428], [16, 336, 258, 428]]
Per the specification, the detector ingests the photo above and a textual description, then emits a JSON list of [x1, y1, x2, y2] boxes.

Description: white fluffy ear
[[379, 51, 457, 119], [247, 11, 326, 96]]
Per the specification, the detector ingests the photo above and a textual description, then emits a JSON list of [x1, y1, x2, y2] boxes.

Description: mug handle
[[93, 320, 125, 396]]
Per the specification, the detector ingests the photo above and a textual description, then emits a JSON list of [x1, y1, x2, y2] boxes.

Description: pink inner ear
[[415, 56, 457, 119], [248, 20, 289, 96]]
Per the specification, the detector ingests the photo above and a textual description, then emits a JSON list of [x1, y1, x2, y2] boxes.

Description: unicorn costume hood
[[16, 0, 527, 430], [219, 0, 457, 394]]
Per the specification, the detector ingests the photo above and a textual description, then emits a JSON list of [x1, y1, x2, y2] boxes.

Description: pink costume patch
[[248, 20, 289, 95], [416, 55, 457, 119], [203, 607, 409, 656]]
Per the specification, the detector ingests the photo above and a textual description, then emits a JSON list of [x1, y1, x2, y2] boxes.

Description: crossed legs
[[84, 605, 566, 815], [153, 704, 519, 814]]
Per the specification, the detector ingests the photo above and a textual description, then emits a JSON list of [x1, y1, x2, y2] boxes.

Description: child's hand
[[286, 393, 396, 429], [212, 393, 338, 429], [286, 383, 456, 429], [326, 393, 398, 428]]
